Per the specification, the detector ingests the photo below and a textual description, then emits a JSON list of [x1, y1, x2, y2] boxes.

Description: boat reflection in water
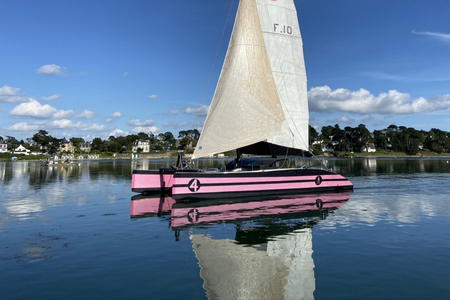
[[130, 193, 351, 300]]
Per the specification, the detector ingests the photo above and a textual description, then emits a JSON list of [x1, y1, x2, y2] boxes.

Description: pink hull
[[131, 171, 174, 192], [173, 179, 352, 195], [172, 171, 353, 199], [131, 168, 353, 200]]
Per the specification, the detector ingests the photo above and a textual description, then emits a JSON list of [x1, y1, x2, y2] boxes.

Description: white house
[[132, 140, 151, 153], [321, 144, 334, 153], [361, 143, 376, 153], [80, 142, 92, 153], [59, 140, 75, 153], [0, 140, 8, 153], [14, 145, 31, 155]]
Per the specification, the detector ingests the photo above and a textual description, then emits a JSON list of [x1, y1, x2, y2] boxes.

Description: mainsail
[[193, 0, 308, 159]]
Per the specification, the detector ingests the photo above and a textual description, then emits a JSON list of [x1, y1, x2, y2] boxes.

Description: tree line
[[1, 125, 450, 156], [310, 124, 450, 155], [0, 129, 201, 155]]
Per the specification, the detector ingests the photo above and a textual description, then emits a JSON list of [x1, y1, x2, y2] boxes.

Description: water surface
[[1, 158, 450, 299]]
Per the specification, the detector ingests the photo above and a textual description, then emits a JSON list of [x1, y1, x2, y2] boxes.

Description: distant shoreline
[[2, 151, 450, 162]]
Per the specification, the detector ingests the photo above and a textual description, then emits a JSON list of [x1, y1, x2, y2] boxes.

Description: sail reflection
[[130, 193, 351, 300]]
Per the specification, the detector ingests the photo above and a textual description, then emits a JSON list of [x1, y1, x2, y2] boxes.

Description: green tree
[[424, 128, 448, 153], [309, 125, 318, 147], [91, 138, 106, 152], [32, 130, 60, 153], [70, 137, 85, 148], [178, 129, 200, 149], [373, 130, 388, 150], [158, 132, 176, 150]]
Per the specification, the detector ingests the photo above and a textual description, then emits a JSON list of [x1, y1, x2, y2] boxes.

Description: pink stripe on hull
[[174, 174, 345, 185], [132, 173, 174, 189], [172, 180, 353, 195]]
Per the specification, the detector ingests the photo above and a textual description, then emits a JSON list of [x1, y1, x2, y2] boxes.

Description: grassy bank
[[329, 150, 450, 158], [2, 150, 450, 162], [0, 154, 49, 161]]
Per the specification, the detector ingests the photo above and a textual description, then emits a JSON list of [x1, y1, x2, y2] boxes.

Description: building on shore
[[80, 142, 92, 153], [59, 140, 75, 153], [132, 140, 151, 153], [321, 144, 334, 153], [0, 139, 8, 153], [361, 143, 376, 153], [14, 145, 31, 155]]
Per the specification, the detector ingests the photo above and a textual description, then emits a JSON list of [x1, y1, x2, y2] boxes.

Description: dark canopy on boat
[[237, 141, 313, 158]]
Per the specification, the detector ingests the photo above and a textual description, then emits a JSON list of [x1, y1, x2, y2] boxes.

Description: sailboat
[[131, 0, 353, 199]]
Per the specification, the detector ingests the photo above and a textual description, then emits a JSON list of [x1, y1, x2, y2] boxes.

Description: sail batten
[[193, 0, 309, 159]]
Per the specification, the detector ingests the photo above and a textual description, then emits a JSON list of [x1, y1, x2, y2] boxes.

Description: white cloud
[[122, 72, 129, 77], [308, 86, 450, 114], [106, 111, 123, 122], [339, 116, 354, 123], [148, 94, 159, 100], [363, 72, 407, 81], [185, 105, 209, 116], [132, 126, 159, 133], [9, 100, 78, 119], [163, 121, 189, 128], [53, 109, 75, 119], [86, 123, 106, 131], [128, 119, 155, 126], [412, 30, 450, 43], [51, 119, 75, 129], [108, 129, 129, 137], [169, 108, 180, 115], [0, 85, 19, 97], [363, 71, 450, 82], [77, 110, 95, 119], [40, 94, 62, 101], [1, 86, 63, 103], [10, 100, 57, 118], [37, 64, 66, 76], [50, 119, 105, 131], [0, 85, 29, 102], [8, 122, 40, 131]]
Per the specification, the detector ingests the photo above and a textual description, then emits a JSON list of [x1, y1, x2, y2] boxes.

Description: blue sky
[[1, 0, 450, 140]]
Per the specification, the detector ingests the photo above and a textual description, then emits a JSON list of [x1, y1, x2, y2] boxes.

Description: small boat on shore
[[131, 0, 353, 199]]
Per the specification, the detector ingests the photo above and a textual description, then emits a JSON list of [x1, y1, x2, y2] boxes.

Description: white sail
[[257, 0, 309, 151], [192, 0, 286, 159]]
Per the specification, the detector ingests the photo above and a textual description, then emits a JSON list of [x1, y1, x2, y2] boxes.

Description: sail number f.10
[[273, 23, 293, 35]]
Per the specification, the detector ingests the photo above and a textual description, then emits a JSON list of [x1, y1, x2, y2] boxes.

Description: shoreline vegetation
[[1, 124, 450, 162], [2, 151, 450, 162]]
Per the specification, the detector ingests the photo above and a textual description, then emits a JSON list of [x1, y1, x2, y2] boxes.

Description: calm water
[[1, 158, 450, 299]]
